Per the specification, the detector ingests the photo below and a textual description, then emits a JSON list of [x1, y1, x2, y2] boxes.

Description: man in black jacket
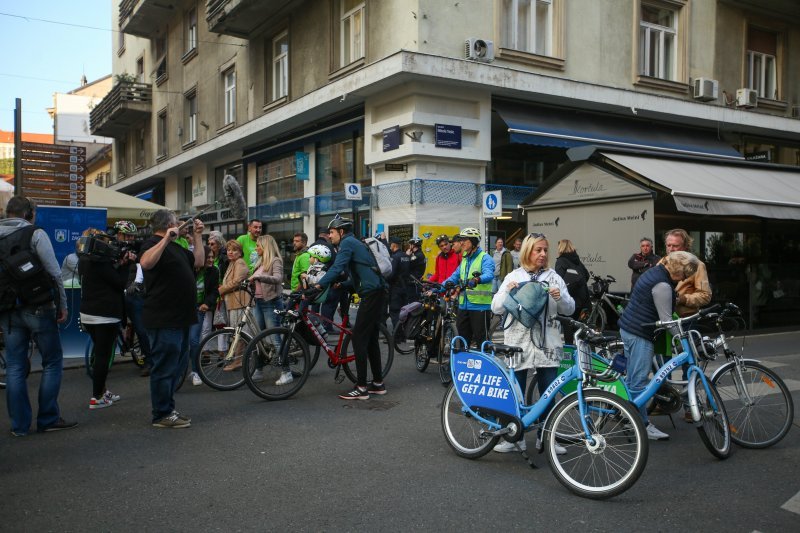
[[628, 237, 660, 290], [387, 237, 410, 335]]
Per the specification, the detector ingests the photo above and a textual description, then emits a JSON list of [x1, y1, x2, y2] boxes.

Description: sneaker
[[338, 386, 369, 400], [250, 369, 264, 382], [103, 390, 121, 402], [38, 417, 78, 433], [190, 372, 202, 386], [275, 371, 293, 386], [89, 396, 113, 410], [366, 381, 386, 395], [153, 412, 191, 428], [10, 430, 27, 437], [493, 439, 525, 453], [171, 410, 191, 423], [536, 436, 567, 455], [646, 422, 670, 441]]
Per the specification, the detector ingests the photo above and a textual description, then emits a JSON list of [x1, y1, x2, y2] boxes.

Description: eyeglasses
[[529, 232, 546, 239]]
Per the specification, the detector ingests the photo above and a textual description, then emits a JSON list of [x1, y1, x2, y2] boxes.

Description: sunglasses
[[529, 232, 546, 239]]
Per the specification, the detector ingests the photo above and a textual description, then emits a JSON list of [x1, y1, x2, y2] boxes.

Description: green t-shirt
[[175, 236, 190, 250], [237, 234, 259, 273], [290, 250, 311, 291]]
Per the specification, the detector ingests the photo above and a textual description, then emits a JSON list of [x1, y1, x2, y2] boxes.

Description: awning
[[495, 102, 744, 159], [602, 153, 800, 220], [86, 183, 163, 221]]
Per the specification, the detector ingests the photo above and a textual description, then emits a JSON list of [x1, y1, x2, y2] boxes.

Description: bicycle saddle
[[490, 344, 523, 356], [585, 335, 619, 346]]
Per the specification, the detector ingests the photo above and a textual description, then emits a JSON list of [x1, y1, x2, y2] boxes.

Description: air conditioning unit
[[465, 38, 494, 62], [693, 78, 718, 101], [736, 88, 758, 109]]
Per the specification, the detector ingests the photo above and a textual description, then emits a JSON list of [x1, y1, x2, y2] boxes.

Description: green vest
[[459, 251, 492, 305]]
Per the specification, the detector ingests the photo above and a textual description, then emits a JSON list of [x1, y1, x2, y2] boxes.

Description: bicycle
[[442, 326, 648, 500], [585, 273, 629, 332], [83, 320, 147, 379], [242, 290, 394, 401]]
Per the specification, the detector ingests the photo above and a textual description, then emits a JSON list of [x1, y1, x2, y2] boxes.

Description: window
[[136, 57, 144, 83], [135, 127, 145, 169], [183, 176, 192, 213], [746, 26, 778, 100], [213, 163, 245, 215], [155, 35, 168, 84], [186, 8, 197, 53], [157, 110, 167, 158], [501, 0, 553, 56], [223, 69, 236, 125], [117, 27, 125, 54], [185, 88, 197, 144], [340, 0, 364, 66], [315, 131, 365, 195], [272, 30, 289, 101], [639, 3, 677, 80], [256, 152, 299, 205]]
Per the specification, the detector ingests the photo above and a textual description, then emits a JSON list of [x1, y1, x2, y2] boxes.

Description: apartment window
[[183, 176, 192, 213], [117, 141, 127, 178], [136, 57, 144, 83], [340, 0, 365, 66], [186, 8, 197, 53], [157, 110, 167, 158], [746, 26, 778, 100], [135, 127, 145, 169], [639, 2, 677, 80], [185, 89, 197, 144], [502, 0, 553, 56], [272, 30, 289, 101], [223, 69, 236, 125], [155, 35, 168, 84], [117, 27, 125, 54]]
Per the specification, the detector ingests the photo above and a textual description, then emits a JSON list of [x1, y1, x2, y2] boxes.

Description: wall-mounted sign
[[435, 123, 462, 149], [385, 163, 407, 171], [744, 150, 770, 162], [296, 151, 309, 180], [482, 190, 502, 218], [383, 125, 400, 152], [344, 183, 362, 201]]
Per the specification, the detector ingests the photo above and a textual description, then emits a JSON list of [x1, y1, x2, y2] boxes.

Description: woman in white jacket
[[490, 233, 574, 453]]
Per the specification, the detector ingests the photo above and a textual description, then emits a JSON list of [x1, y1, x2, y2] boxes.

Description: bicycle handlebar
[[642, 303, 722, 329]]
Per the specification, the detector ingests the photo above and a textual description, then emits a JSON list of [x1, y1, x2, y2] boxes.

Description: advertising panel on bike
[[451, 350, 520, 418]]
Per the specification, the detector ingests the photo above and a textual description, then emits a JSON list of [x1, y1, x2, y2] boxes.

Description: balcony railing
[[206, 0, 300, 38], [119, 0, 175, 38], [90, 82, 152, 139]]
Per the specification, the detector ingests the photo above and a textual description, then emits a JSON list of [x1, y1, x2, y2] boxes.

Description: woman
[[491, 233, 574, 453], [617, 250, 699, 442], [78, 228, 135, 409], [554, 239, 590, 344], [188, 246, 219, 386], [219, 240, 250, 371], [247, 234, 286, 383]]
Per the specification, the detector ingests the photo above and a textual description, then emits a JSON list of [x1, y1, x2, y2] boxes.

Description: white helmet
[[459, 227, 481, 239], [308, 244, 332, 263]]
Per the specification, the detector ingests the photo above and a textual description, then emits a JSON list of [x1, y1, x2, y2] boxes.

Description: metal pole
[[14, 98, 22, 195]]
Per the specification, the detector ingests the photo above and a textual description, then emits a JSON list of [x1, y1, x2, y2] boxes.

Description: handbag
[[502, 280, 549, 329], [213, 300, 228, 327]]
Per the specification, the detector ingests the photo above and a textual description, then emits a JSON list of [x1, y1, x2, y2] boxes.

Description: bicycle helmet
[[458, 227, 481, 239], [435, 234, 450, 245], [408, 237, 423, 246], [308, 244, 332, 263], [114, 220, 137, 235], [327, 215, 353, 232]]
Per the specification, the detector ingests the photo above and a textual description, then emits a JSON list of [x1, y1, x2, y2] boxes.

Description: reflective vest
[[459, 251, 492, 305]]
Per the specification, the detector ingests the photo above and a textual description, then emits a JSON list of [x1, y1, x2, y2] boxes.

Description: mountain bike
[[585, 273, 629, 332], [442, 327, 648, 500], [242, 291, 394, 401], [83, 320, 146, 379]]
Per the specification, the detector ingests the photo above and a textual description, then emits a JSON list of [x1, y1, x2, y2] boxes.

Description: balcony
[[206, 0, 300, 38], [119, 0, 176, 38], [90, 82, 152, 139]]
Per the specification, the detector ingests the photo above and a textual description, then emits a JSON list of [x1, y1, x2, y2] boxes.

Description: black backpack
[[0, 225, 56, 312]]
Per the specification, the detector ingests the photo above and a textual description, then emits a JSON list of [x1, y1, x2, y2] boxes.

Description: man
[[140, 210, 205, 428], [443, 227, 495, 348], [387, 237, 411, 333], [450, 234, 463, 256], [290, 232, 310, 291], [491, 237, 513, 292], [628, 237, 660, 290], [314, 217, 388, 400], [0, 196, 75, 435], [236, 219, 262, 273], [510, 237, 522, 269], [406, 237, 426, 300], [429, 234, 461, 284]]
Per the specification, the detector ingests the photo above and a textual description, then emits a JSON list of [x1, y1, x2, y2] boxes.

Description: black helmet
[[328, 215, 353, 232], [435, 234, 449, 245], [408, 237, 423, 246]]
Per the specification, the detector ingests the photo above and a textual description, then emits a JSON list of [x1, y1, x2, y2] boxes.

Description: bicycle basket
[[576, 341, 622, 382], [687, 330, 717, 361]]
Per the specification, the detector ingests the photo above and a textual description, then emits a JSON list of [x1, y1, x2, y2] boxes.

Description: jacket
[[443, 247, 495, 311], [317, 233, 386, 296], [430, 251, 461, 284], [77, 256, 128, 320], [628, 251, 660, 289], [555, 251, 590, 314], [196, 265, 220, 310], [618, 264, 674, 340], [251, 257, 284, 302], [674, 260, 711, 317], [219, 257, 250, 311]]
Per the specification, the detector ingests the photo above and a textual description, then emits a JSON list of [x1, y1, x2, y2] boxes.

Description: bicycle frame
[[282, 298, 355, 367]]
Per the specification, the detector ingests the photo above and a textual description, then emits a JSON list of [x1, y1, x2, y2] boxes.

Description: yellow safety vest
[[459, 251, 492, 305]]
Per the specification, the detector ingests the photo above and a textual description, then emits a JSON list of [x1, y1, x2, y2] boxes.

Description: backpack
[[562, 267, 590, 312], [0, 225, 56, 312], [363, 237, 393, 279]]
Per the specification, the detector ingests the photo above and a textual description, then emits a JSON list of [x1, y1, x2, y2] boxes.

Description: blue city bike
[[441, 321, 649, 500]]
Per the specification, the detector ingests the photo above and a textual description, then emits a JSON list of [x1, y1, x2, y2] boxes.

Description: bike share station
[[520, 146, 800, 330]]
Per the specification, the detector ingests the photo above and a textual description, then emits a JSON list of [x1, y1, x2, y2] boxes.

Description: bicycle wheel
[[711, 361, 791, 449], [441, 384, 499, 458], [393, 322, 415, 355], [545, 389, 648, 500], [309, 345, 321, 371], [342, 324, 394, 383], [174, 355, 189, 392], [243, 328, 310, 401], [586, 305, 607, 332], [438, 322, 457, 386], [197, 328, 248, 391], [415, 340, 431, 372], [692, 374, 732, 459]]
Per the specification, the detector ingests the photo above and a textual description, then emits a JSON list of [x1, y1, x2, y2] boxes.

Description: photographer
[[78, 228, 136, 409]]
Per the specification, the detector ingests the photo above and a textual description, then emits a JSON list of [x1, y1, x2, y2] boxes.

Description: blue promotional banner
[[435, 124, 462, 149], [451, 350, 519, 418], [35, 206, 108, 266], [296, 152, 309, 181], [382, 125, 400, 152]]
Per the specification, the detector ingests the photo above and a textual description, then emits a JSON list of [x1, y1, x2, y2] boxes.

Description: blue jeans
[[620, 328, 653, 424], [126, 293, 151, 364], [146, 327, 190, 422], [2, 306, 64, 434], [253, 297, 282, 332], [187, 310, 206, 374]]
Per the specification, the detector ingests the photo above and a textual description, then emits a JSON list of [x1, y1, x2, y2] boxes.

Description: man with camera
[[139, 210, 205, 428]]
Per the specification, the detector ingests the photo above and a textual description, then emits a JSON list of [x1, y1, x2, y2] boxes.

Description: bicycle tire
[[415, 340, 431, 372], [441, 384, 500, 459], [711, 361, 793, 449], [197, 328, 248, 391], [174, 355, 189, 392], [243, 328, 310, 401], [309, 345, 321, 371], [545, 389, 648, 500], [392, 321, 415, 355], [692, 374, 732, 459], [342, 324, 394, 383], [438, 322, 457, 387]]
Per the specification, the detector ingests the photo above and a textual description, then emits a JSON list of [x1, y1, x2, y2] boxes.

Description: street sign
[[21, 159, 85, 173], [482, 190, 502, 217], [22, 141, 85, 155], [344, 183, 362, 201], [20, 142, 87, 207]]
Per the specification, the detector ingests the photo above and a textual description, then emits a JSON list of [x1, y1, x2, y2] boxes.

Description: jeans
[[2, 306, 64, 434], [146, 327, 190, 422], [253, 297, 282, 332], [620, 328, 653, 424], [187, 310, 206, 374], [126, 293, 151, 365]]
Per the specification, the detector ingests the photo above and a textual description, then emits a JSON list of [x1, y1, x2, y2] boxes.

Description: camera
[[76, 234, 122, 261]]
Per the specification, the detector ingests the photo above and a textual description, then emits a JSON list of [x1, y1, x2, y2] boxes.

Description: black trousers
[[352, 289, 388, 387], [456, 308, 491, 349], [85, 322, 118, 399]]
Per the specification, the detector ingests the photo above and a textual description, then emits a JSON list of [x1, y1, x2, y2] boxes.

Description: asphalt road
[[1, 330, 799, 532]]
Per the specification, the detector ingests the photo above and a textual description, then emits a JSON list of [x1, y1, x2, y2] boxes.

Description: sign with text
[[295, 151, 309, 180], [20, 142, 86, 207], [344, 183, 362, 201], [382, 125, 400, 152], [482, 190, 502, 217], [435, 123, 462, 149], [451, 350, 519, 417]]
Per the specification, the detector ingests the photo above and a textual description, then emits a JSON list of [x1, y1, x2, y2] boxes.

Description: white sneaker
[[275, 371, 293, 386], [190, 372, 202, 386], [103, 390, 121, 402], [646, 422, 670, 441], [493, 439, 526, 453], [536, 436, 567, 455], [250, 369, 264, 382]]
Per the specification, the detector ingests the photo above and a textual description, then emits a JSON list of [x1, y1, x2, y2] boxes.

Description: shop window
[[256, 152, 299, 205], [214, 163, 245, 210], [746, 26, 779, 100], [315, 132, 366, 196]]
